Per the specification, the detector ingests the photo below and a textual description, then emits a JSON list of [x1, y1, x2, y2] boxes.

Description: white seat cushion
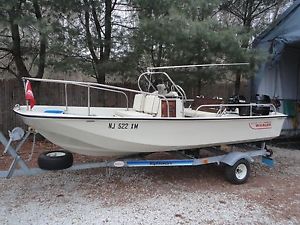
[[144, 95, 160, 114], [133, 94, 146, 112], [115, 110, 153, 117], [152, 96, 160, 114]]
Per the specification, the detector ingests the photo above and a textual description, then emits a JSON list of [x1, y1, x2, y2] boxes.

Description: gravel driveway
[[0, 146, 299, 225]]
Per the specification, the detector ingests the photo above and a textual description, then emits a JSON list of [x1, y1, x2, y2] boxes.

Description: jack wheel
[[38, 150, 73, 170], [265, 146, 273, 157], [225, 159, 250, 184]]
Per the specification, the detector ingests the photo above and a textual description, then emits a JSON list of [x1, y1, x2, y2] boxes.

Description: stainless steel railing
[[138, 71, 187, 116], [196, 103, 277, 116], [22, 77, 171, 117]]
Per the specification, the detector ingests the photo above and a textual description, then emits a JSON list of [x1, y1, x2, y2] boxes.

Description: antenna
[[147, 63, 250, 71]]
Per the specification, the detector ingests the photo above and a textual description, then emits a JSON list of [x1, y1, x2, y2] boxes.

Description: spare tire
[[38, 150, 73, 170]]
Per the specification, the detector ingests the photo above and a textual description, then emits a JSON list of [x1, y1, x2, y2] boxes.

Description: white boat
[[14, 64, 287, 157]]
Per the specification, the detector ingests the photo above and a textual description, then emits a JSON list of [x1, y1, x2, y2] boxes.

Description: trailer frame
[[0, 127, 274, 184]]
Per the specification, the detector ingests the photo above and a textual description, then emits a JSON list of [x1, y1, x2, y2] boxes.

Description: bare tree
[[82, 0, 135, 83], [220, 0, 291, 94]]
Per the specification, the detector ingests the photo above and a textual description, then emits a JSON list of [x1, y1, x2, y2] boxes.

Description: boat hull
[[15, 108, 286, 157]]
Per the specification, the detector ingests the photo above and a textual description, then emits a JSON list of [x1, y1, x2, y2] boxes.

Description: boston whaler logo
[[249, 121, 272, 130]]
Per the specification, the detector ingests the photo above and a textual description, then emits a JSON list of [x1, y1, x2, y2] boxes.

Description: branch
[[0, 34, 12, 38], [83, 0, 99, 62], [111, 0, 117, 12], [221, 1, 244, 19], [0, 47, 12, 52], [211, 7, 222, 18], [91, 0, 104, 59], [28, 53, 39, 72], [114, 2, 130, 7], [113, 8, 137, 12], [251, 0, 263, 15], [0, 60, 17, 77], [226, 7, 243, 20], [112, 22, 136, 30], [252, 3, 278, 19], [271, 1, 282, 22], [50, 50, 93, 62], [0, 52, 11, 60], [243, 1, 249, 20], [91, 61, 98, 78]]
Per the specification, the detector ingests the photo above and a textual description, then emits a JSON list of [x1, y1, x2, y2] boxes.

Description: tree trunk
[[234, 28, 250, 95], [104, 0, 112, 60], [95, 61, 105, 84], [234, 71, 241, 95], [8, 8, 30, 81], [95, 62, 106, 105], [32, 0, 47, 79], [84, 0, 111, 85], [197, 77, 202, 95], [96, 71, 106, 84]]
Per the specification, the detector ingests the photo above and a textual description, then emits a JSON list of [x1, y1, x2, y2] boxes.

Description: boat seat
[[184, 108, 216, 117], [114, 94, 160, 117], [115, 110, 153, 117], [133, 94, 146, 112], [143, 95, 160, 115]]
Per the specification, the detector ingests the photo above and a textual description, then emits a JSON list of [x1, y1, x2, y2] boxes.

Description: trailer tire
[[225, 159, 250, 184], [38, 150, 73, 170]]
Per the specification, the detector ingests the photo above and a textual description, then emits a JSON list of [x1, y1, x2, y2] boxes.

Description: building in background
[[253, 0, 300, 136]]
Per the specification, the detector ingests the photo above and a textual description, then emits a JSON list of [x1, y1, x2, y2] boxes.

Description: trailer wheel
[[225, 159, 250, 184], [38, 150, 73, 170]]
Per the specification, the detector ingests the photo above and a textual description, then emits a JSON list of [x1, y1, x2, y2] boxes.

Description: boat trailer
[[0, 127, 274, 184]]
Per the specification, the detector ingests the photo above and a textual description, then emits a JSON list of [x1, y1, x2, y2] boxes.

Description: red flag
[[25, 80, 35, 109]]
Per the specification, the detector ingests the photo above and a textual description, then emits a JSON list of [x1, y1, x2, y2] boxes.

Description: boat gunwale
[[14, 109, 287, 121]]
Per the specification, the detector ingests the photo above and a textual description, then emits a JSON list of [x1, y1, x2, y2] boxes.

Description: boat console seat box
[[115, 94, 160, 117], [116, 93, 183, 117]]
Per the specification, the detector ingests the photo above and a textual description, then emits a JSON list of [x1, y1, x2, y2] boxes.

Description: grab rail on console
[[196, 103, 277, 117]]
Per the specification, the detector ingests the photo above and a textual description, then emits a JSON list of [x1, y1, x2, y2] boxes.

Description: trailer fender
[[220, 152, 253, 166]]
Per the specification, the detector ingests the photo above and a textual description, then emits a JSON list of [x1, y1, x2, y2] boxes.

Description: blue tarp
[[253, 0, 300, 62], [253, 1, 300, 131]]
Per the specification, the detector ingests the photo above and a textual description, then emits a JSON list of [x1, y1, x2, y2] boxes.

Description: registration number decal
[[108, 122, 139, 130]]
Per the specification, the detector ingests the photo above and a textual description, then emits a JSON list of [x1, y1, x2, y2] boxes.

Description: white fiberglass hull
[[14, 106, 286, 157]]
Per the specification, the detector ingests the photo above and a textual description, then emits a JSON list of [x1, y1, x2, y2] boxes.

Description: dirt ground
[[0, 140, 299, 225]]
